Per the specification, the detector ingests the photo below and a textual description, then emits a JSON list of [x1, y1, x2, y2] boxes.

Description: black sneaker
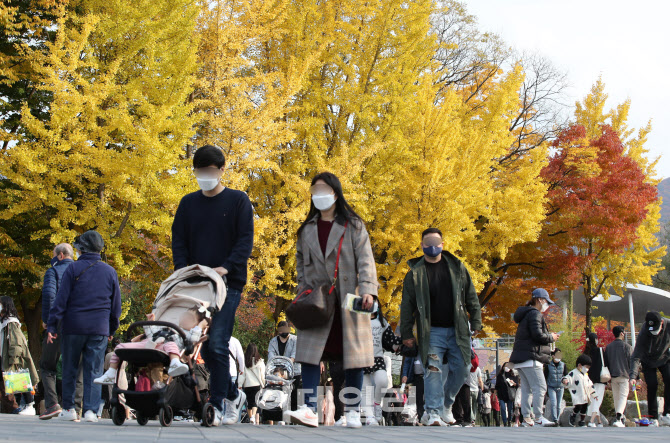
[[577, 420, 586, 427], [40, 404, 63, 420], [569, 414, 576, 427]]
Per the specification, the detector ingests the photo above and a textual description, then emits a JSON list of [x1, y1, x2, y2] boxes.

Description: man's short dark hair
[[612, 326, 625, 338], [277, 321, 288, 328], [422, 227, 442, 239], [193, 145, 226, 169], [551, 348, 561, 355]]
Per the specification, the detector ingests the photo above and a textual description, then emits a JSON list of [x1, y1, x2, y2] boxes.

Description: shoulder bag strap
[[600, 347, 605, 367], [329, 221, 348, 294], [75, 260, 101, 281]]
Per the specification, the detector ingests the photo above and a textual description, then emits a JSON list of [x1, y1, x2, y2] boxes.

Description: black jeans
[[39, 330, 83, 411], [452, 384, 472, 424], [329, 361, 345, 421], [642, 361, 670, 419], [413, 374, 424, 419]]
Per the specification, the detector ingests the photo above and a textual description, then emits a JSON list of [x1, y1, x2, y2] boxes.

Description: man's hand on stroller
[[213, 267, 228, 277]]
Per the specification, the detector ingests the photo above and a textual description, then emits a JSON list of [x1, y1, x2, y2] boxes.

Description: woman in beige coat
[[287, 172, 378, 429]]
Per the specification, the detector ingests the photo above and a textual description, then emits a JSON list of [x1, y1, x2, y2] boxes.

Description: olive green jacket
[[399, 251, 482, 366], [1, 320, 39, 385]]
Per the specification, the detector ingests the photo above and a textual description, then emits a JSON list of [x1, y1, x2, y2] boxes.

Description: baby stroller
[[256, 356, 294, 424], [109, 265, 226, 427]]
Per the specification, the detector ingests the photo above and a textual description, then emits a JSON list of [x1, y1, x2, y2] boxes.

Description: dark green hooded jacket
[[400, 251, 482, 366]]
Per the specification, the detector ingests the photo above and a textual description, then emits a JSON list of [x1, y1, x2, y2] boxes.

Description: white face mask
[[553, 358, 561, 363], [580, 366, 589, 374], [650, 328, 661, 336], [312, 194, 336, 211], [197, 177, 220, 192], [504, 367, 510, 373], [0, 303, 3, 313], [540, 301, 549, 313]]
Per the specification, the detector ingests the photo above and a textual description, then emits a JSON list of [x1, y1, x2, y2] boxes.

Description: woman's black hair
[[584, 332, 598, 354], [373, 304, 387, 327], [193, 145, 226, 169], [497, 361, 511, 378], [244, 343, 261, 368], [0, 296, 19, 320], [296, 172, 363, 237]]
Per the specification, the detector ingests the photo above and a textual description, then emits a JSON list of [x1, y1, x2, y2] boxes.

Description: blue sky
[[466, 0, 669, 179]]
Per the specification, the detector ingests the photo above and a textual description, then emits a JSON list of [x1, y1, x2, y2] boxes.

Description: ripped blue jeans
[[423, 327, 469, 414]]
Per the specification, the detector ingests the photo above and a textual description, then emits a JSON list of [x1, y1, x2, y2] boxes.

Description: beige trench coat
[[294, 215, 378, 370]]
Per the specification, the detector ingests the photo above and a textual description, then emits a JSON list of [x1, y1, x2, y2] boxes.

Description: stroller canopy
[[152, 265, 226, 326], [265, 356, 295, 381]]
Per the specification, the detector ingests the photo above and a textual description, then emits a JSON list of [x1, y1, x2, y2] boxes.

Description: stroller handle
[[125, 320, 188, 343]]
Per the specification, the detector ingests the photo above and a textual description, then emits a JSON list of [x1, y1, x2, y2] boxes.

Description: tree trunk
[[19, 298, 43, 366], [584, 276, 593, 333]]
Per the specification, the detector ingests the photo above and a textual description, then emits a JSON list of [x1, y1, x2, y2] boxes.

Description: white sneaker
[[365, 416, 379, 426], [83, 410, 98, 422], [521, 418, 534, 427], [426, 412, 447, 426], [597, 423, 603, 428], [334, 416, 347, 426], [94, 368, 117, 385], [59, 408, 78, 421], [373, 403, 383, 423], [19, 404, 35, 416], [649, 419, 659, 427], [345, 410, 362, 428], [587, 422, 596, 427], [221, 389, 246, 425], [611, 420, 624, 427], [167, 359, 189, 377], [420, 411, 429, 426], [535, 416, 555, 427], [249, 415, 255, 425], [287, 405, 318, 427], [442, 405, 456, 425], [278, 421, 286, 425], [210, 406, 223, 427], [660, 414, 670, 426]]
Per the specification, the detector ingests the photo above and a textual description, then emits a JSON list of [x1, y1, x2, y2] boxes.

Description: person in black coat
[[496, 362, 518, 426], [509, 289, 559, 426], [584, 332, 605, 426]]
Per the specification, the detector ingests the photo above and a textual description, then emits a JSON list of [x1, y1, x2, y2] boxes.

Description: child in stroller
[[94, 305, 210, 385], [258, 356, 295, 423]]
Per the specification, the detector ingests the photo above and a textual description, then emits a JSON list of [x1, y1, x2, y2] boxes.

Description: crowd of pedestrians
[[1, 144, 669, 431]]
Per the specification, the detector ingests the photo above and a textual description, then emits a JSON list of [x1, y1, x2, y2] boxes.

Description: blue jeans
[[302, 363, 363, 412], [201, 288, 241, 412], [547, 386, 563, 422], [423, 327, 468, 413], [61, 334, 107, 413], [500, 399, 514, 425]]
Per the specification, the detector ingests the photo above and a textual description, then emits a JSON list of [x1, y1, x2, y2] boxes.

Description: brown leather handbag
[[287, 223, 347, 330]]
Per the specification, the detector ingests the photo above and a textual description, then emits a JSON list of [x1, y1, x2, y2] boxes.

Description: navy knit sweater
[[171, 188, 254, 291]]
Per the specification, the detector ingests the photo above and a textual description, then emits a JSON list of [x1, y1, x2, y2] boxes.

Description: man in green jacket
[[400, 228, 482, 426]]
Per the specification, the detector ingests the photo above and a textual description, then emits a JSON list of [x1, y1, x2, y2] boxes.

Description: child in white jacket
[[562, 354, 597, 427]]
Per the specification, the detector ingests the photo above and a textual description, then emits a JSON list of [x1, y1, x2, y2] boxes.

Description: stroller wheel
[[136, 413, 149, 426], [111, 406, 125, 426], [159, 406, 173, 427], [201, 403, 216, 427]]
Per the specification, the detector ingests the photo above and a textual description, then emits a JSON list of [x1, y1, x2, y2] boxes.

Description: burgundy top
[[317, 218, 343, 359], [317, 218, 334, 256]]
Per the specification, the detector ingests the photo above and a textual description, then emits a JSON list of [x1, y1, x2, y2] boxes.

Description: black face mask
[[279, 332, 289, 338]]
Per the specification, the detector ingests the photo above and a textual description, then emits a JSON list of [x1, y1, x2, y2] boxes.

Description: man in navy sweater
[[171, 145, 254, 426], [47, 230, 122, 423]]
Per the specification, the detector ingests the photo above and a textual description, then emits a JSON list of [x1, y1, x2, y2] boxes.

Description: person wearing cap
[[399, 227, 482, 427], [605, 325, 632, 427], [509, 288, 559, 427], [629, 311, 670, 426], [46, 230, 122, 423]]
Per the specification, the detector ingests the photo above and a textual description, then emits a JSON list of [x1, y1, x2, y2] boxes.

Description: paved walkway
[[0, 415, 667, 442]]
